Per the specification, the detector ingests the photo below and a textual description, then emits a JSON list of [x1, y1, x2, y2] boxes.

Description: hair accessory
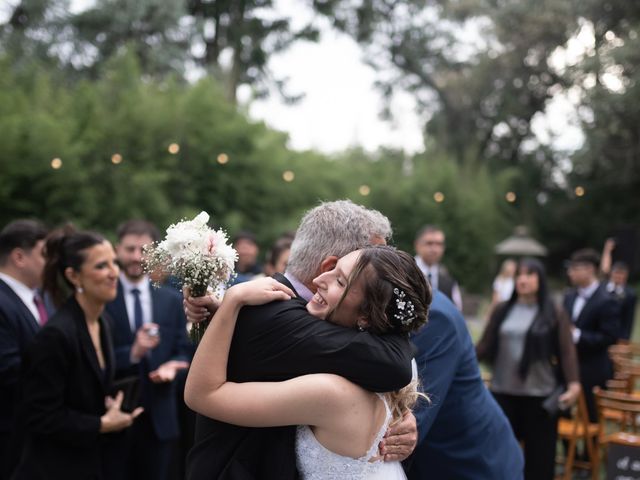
[[392, 287, 417, 327]]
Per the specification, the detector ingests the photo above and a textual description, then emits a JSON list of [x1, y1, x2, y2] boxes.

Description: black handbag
[[541, 385, 569, 416]]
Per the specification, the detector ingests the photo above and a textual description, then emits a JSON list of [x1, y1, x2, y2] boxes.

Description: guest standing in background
[[229, 230, 263, 284], [0, 220, 47, 480], [413, 225, 463, 310], [563, 248, 620, 421], [606, 262, 637, 341], [106, 219, 191, 480], [13, 227, 142, 480], [263, 236, 293, 277], [600, 238, 637, 341], [476, 258, 581, 480], [491, 258, 517, 309]]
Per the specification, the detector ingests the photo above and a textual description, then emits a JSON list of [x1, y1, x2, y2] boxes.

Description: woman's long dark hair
[[43, 225, 106, 308], [502, 257, 559, 378]]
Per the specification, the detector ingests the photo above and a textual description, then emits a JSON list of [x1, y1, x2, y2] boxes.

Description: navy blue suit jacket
[[611, 285, 637, 341], [105, 281, 191, 441], [408, 292, 523, 480], [563, 284, 620, 385], [0, 279, 40, 434]]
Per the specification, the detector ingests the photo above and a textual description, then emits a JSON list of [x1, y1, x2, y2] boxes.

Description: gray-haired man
[[184, 200, 417, 479]]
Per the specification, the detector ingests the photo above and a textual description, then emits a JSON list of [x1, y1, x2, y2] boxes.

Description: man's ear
[[10, 248, 26, 268], [318, 256, 339, 274]]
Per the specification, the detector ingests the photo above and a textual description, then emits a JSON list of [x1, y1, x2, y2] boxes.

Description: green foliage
[[0, 49, 510, 292]]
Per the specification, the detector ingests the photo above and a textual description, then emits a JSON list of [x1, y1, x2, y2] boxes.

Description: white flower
[[192, 211, 210, 227], [143, 211, 237, 292]]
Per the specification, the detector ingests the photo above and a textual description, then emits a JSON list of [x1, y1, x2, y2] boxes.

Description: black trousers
[[492, 392, 558, 480], [106, 413, 174, 480]]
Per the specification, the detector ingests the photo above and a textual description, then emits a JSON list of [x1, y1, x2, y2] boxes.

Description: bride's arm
[[184, 279, 361, 428], [184, 277, 293, 410]]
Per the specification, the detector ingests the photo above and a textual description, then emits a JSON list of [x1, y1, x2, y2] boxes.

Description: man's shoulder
[[428, 292, 465, 328], [412, 292, 466, 347]]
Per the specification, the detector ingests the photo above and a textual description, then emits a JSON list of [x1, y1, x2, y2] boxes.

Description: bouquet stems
[[189, 283, 210, 344]]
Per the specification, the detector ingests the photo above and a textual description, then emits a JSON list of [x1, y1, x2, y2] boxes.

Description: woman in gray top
[[476, 257, 580, 480]]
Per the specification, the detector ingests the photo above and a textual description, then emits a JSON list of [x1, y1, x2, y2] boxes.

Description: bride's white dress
[[295, 394, 407, 480]]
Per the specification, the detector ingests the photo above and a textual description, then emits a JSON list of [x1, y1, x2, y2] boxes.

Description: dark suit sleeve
[[0, 306, 21, 388], [622, 291, 637, 340], [557, 309, 580, 384], [167, 294, 191, 362], [411, 308, 461, 444], [228, 300, 413, 392], [21, 327, 101, 447], [577, 295, 620, 354]]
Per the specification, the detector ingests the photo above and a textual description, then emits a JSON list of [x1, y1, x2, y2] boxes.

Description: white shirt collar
[[119, 273, 150, 293], [414, 256, 438, 276], [0, 272, 40, 322], [578, 280, 599, 299], [283, 272, 314, 302]]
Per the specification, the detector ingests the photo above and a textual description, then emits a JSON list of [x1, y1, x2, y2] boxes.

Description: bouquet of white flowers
[[143, 211, 237, 342]]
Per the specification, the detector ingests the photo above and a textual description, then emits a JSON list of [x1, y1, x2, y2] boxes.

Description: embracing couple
[[184, 200, 522, 479], [183, 200, 422, 479]]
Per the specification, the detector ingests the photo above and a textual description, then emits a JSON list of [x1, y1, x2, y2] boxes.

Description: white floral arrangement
[[143, 211, 237, 341]]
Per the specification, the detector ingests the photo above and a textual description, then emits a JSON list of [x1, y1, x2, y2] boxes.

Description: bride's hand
[[225, 277, 295, 307]]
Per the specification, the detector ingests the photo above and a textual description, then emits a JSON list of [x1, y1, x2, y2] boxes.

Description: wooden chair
[[611, 357, 640, 394], [556, 390, 600, 480], [593, 386, 640, 474]]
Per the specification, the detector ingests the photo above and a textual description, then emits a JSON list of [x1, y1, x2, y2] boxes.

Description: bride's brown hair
[[336, 245, 432, 420]]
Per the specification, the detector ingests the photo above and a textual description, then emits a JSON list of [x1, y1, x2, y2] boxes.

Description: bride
[[185, 245, 430, 479]]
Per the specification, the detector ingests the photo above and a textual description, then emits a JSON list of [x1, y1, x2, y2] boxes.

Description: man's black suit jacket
[[14, 297, 116, 480], [563, 283, 620, 420], [186, 274, 414, 480], [0, 278, 40, 479]]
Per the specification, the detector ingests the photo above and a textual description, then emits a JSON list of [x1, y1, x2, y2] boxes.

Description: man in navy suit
[[0, 219, 48, 479], [105, 220, 191, 480], [407, 291, 523, 479], [564, 248, 620, 421], [606, 262, 637, 341]]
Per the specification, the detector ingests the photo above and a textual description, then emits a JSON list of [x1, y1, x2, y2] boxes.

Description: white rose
[[192, 211, 210, 227]]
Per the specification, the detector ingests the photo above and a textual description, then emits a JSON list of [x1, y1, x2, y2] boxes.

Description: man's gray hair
[[286, 200, 392, 284]]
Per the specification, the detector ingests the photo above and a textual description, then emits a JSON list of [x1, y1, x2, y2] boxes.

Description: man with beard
[[105, 220, 191, 480]]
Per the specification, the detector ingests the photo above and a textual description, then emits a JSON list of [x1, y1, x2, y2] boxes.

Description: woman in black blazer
[[13, 227, 142, 480]]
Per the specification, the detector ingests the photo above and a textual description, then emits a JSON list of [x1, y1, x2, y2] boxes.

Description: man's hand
[[183, 286, 220, 323], [131, 323, 161, 361], [149, 360, 190, 383], [379, 410, 418, 462]]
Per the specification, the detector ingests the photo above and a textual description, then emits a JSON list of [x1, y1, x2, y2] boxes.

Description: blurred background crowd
[[0, 215, 637, 479]]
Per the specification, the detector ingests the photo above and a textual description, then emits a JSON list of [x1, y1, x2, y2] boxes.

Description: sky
[[2, 0, 585, 156]]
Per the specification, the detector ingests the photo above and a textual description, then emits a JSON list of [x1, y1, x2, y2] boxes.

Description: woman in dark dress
[[13, 227, 142, 480]]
